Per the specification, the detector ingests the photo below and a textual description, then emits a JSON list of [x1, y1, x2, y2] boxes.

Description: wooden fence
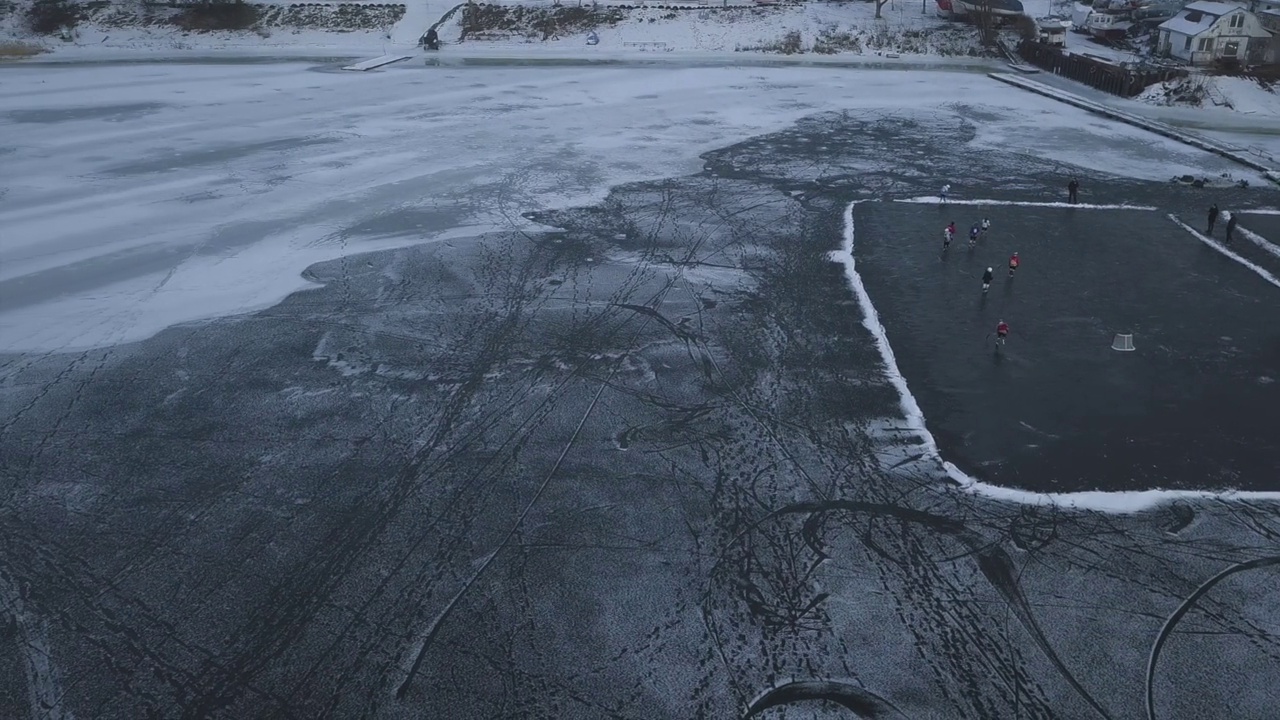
[[1017, 40, 1187, 97]]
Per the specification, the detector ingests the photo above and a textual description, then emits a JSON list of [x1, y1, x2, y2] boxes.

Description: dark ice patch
[[100, 136, 337, 176], [2, 102, 168, 124]]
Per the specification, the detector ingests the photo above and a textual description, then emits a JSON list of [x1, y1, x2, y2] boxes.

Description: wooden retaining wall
[[1016, 40, 1186, 98]]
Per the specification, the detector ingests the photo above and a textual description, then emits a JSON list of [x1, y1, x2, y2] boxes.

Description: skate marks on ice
[[1166, 214, 1280, 290], [896, 197, 1158, 211], [1145, 554, 1280, 720], [726, 498, 1117, 719], [5, 108, 1280, 719], [745, 678, 909, 718]]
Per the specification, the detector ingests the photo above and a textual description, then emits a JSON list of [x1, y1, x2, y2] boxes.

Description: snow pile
[[1138, 74, 1280, 117]]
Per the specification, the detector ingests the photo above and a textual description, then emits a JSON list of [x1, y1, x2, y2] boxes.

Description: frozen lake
[[0, 58, 1265, 352], [2, 59, 1280, 719]]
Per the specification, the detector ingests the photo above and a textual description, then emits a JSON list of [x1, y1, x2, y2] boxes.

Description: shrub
[[778, 29, 802, 54], [26, 0, 78, 35], [175, 0, 259, 31], [0, 40, 46, 57], [812, 25, 861, 54]]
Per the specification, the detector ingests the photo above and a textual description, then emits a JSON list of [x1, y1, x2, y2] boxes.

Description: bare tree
[[973, 0, 998, 47], [875, 0, 891, 19]]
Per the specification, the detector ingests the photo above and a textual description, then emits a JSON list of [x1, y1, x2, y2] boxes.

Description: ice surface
[[841, 199, 1280, 510], [0, 61, 1261, 353]]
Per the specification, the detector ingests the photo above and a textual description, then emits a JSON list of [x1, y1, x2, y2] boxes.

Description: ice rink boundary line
[[988, 73, 1280, 188], [837, 200, 1280, 513], [1236, 224, 1280, 261], [1167, 214, 1280, 290], [895, 197, 1156, 210], [833, 201, 964, 482]]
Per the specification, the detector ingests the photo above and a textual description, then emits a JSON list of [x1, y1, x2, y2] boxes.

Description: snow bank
[[1138, 74, 1280, 119], [895, 197, 1157, 210], [831, 201, 971, 483]]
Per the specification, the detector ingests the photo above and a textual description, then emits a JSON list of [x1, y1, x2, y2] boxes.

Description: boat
[[935, 0, 959, 19], [1086, 10, 1134, 39], [953, 0, 1024, 18], [1132, 0, 1179, 26], [1083, 0, 1134, 39]]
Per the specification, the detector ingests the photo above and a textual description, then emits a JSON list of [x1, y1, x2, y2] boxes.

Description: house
[[1251, 0, 1280, 34], [1156, 1, 1274, 65]]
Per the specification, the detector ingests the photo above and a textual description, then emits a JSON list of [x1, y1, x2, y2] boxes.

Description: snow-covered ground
[[4, 0, 985, 60]]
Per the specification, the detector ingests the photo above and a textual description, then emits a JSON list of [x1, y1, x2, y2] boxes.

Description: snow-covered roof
[[1182, 1, 1245, 15], [1159, 14, 1212, 35], [1159, 2, 1248, 35]]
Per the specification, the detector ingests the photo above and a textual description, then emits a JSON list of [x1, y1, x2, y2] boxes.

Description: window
[[1198, 37, 1215, 52], [1229, 12, 1244, 28], [1185, 35, 1193, 50], [1223, 40, 1240, 56]]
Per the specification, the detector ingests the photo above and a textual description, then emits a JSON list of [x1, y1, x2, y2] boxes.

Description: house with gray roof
[[1156, 1, 1274, 64]]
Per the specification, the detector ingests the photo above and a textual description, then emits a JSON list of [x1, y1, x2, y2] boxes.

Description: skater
[[996, 319, 1010, 346], [944, 221, 956, 249], [980, 217, 991, 236], [1207, 204, 1219, 234], [940, 184, 951, 205], [982, 266, 993, 293], [969, 223, 981, 248], [1008, 252, 1020, 276], [1067, 178, 1080, 204], [1225, 211, 1237, 243]]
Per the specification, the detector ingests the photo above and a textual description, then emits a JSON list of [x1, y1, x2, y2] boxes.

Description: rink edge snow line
[[836, 200, 1280, 513], [1166, 214, 1280, 290], [988, 73, 1280, 188], [894, 197, 1157, 210]]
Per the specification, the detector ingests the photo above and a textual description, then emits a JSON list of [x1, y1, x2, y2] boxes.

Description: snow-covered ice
[[1, 60, 1263, 354]]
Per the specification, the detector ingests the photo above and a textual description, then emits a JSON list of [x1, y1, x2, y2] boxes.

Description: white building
[[1156, 1, 1274, 65]]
